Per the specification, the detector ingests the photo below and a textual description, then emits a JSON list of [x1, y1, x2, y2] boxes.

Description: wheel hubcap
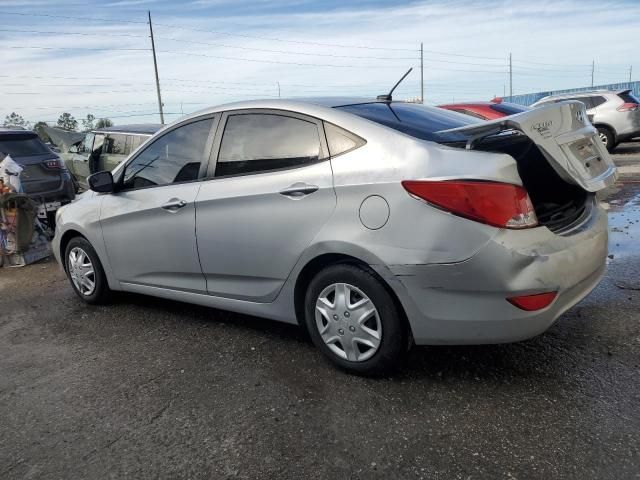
[[315, 283, 382, 362], [68, 247, 96, 296], [599, 132, 608, 146]]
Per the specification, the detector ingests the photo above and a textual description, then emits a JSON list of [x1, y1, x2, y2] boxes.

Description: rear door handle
[[161, 198, 188, 211], [279, 183, 319, 199]]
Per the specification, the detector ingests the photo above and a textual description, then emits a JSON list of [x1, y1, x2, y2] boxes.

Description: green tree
[[95, 118, 113, 129], [3, 112, 27, 128], [57, 112, 78, 131], [33, 121, 50, 142], [81, 114, 95, 132]]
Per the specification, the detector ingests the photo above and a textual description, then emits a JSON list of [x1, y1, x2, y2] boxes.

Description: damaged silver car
[[52, 97, 616, 374]]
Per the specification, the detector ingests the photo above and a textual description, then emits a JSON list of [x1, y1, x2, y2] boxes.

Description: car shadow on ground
[[110, 290, 586, 383]]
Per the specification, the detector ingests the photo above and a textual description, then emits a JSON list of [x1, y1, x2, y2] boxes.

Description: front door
[[195, 110, 336, 302], [100, 117, 217, 293]]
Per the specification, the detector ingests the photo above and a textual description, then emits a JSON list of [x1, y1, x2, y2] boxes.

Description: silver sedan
[[53, 98, 616, 375]]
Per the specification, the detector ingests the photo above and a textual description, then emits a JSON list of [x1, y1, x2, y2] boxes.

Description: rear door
[[195, 109, 336, 302], [99, 116, 217, 293]]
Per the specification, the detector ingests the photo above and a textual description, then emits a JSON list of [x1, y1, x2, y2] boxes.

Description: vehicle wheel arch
[[593, 123, 617, 141], [59, 229, 87, 272], [293, 252, 411, 342]]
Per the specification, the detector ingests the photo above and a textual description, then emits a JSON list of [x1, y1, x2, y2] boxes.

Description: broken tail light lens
[[401, 180, 538, 229], [617, 103, 639, 112], [507, 292, 558, 311]]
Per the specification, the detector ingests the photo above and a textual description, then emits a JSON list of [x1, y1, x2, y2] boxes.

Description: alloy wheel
[[599, 131, 608, 147], [68, 247, 96, 296], [314, 283, 382, 362]]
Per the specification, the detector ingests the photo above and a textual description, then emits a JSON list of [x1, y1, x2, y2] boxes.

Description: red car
[[438, 98, 530, 120]]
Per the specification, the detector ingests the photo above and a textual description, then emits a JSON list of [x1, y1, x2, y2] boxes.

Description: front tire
[[304, 264, 408, 375], [64, 237, 111, 304]]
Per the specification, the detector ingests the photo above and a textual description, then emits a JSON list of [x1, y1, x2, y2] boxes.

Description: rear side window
[[0, 133, 50, 156], [591, 96, 607, 107], [103, 134, 127, 155], [489, 103, 530, 115], [324, 122, 365, 157], [566, 97, 594, 108], [216, 114, 321, 177], [336, 103, 478, 143], [618, 91, 640, 104]]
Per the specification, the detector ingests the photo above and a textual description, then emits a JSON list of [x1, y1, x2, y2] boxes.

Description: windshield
[[336, 102, 479, 143], [0, 133, 50, 156]]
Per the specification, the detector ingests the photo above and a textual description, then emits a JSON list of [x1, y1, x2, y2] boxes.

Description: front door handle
[[279, 183, 319, 199], [161, 198, 188, 211]]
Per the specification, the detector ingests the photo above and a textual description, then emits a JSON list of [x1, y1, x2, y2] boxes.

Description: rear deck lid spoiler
[[437, 101, 617, 192]]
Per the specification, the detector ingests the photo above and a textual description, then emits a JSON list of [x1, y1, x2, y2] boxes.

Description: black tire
[[596, 126, 615, 152], [304, 263, 408, 375], [64, 237, 111, 304]]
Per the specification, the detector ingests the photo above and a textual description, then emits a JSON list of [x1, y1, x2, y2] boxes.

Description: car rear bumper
[[380, 201, 608, 345]]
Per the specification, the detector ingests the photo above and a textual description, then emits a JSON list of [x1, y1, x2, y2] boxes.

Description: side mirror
[[88, 171, 114, 193]]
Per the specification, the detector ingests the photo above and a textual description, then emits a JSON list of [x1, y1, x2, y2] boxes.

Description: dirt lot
[[1, 143, 640, 479]]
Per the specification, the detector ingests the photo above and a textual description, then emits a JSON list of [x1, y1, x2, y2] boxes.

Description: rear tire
[[596, 126, 615, 152], [64, 237, 111, 304], [304, 264, 408, 376]]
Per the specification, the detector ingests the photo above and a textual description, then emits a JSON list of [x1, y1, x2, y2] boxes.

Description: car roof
[[94, 124, 162, 135], [0, 127, 35, 135], [537, 90, 626, 102]]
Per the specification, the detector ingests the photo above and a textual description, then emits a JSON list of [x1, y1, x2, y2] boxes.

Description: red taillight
[[507, 292, 558, 311], [617, 102, 639, 112], [44, 159, 62, 169], [401, 180, 538, 229]]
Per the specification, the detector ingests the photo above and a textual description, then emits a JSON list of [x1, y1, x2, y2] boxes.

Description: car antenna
[[377, 68, 413, 102]]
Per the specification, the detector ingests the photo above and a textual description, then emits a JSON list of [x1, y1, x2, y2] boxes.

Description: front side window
[[78, 132, 95, 154], [216, 113, 321, 177], [122, 118, 213, 190]]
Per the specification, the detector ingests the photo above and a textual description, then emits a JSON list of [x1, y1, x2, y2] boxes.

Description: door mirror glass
[[88, 171, 114, 193]]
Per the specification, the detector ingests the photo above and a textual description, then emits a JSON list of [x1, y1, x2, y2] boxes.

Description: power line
[[0, 10, 147, 24], [0, 28, 147, 39], [154, 36, 419, 61], [3, 45, 149, 52], [154, 22, 418, 52]]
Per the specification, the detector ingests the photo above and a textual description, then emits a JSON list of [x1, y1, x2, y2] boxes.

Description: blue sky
[[1, 0, 639, 126]]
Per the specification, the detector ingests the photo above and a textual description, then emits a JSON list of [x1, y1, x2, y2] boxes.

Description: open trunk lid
[[437, 101, 617, 192]]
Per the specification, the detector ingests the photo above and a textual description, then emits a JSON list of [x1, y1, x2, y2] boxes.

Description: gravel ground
[[1, 143, 639, 480]]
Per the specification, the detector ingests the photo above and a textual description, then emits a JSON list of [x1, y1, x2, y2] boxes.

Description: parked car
[[65, 124, 160, 190], [0, 127, 75, 212], [532, 89, 640, 152], [438, 98, 531, 120], [53, 98, 615, 374]]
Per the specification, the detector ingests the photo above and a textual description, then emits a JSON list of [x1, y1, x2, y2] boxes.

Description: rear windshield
[[336, 102, 479, 143], [618, 91, 640, 104], [489, 103, 530, 115], [0, 133, 50, 156]]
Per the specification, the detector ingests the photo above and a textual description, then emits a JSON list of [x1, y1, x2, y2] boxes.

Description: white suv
[[532, 89, 640, 152]]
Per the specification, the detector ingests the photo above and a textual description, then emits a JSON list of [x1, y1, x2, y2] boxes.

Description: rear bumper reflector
[[507, 292, 558, 311]]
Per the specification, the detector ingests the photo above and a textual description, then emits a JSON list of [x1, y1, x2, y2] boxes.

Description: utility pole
[[420, 42, 424, 104], [509, 53, 512, 98], [591, 60, 595, 88], [630, 65, 633, 83], [148, 11, 164, 125], [277, 81, 281, 98]]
